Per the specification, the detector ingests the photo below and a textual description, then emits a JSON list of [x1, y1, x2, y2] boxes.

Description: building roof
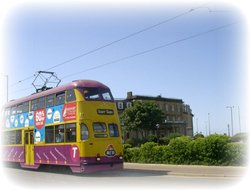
[[128, 95, 184, 103]]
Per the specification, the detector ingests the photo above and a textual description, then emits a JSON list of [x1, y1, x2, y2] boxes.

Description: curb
[[124, 163, 246, 178]]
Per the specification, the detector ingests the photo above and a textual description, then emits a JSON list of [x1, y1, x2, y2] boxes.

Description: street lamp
[[156, 124, 160, 143], [226, 106, 234, 136], [208, 113, 211, 135]]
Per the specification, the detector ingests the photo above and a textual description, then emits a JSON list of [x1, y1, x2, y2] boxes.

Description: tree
[[121, 101, 164, 139]]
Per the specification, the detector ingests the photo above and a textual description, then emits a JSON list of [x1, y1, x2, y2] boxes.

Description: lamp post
[[226, 106, 234, 136], [208, 113, 211, 135], [156, 124, 160, 144]]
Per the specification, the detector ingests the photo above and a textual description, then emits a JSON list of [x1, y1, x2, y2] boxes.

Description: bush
[[140, 142, 158, 163], [123, 134, 247, 166], [159, 136, 169, 145], [147, 134, 157, 143], [203, 134, 230, 165], [168, 136, 192, 164], [187, 137, 206, 165], [226, 142, 248, 166], [123, 144, 132, 162]]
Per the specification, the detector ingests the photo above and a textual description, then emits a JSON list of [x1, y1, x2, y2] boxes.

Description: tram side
[[1, 80, 124, 173]]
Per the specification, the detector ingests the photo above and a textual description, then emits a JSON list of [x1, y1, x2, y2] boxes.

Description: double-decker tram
[[1, 80, 123, 173]]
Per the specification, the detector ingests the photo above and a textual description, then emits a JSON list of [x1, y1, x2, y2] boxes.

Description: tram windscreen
[[82, 88, 114, 101]]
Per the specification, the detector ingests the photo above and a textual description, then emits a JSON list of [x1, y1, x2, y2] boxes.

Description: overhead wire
[[61, 21, 238, 80], [10, 4, 206, 87], [11, 21, 238, 95]]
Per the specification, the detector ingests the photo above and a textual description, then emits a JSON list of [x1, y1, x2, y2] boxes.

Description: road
[[1, 163, 248, 190]]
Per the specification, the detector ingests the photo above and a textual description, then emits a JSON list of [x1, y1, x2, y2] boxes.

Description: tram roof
[[4, 80, 109, 108]]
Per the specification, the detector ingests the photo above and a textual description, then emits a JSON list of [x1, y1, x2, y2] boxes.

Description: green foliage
[[159, 136, 169, 145], [203, 134, 230, 165], [187, 137, 206, 164], [147, 134, 157, 143], [168, 136, 192, 164], [193, 133, 205, 139], [123, 134, 247, 166], [168, 133, 183, 140], [121, 101, 164, 139], [225, 142, 248, 166]]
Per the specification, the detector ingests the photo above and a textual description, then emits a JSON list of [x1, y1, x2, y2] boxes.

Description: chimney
[[127, 91, 133, 99]]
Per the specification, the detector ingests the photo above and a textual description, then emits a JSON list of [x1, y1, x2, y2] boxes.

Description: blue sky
[[0, 1, 248, 135]]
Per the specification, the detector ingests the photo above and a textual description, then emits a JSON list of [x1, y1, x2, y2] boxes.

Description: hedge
[[123, 134, 248, 166]]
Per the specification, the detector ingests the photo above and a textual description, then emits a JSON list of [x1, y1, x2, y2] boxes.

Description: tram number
[[105, 144, 116, 157]]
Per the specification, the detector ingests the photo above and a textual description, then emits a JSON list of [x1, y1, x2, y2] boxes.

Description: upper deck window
[[56, 92, 65, 106], [82, 88, 113, 101], [46, 94, 55, 108], [66, 89, 76, 102], [23, 102, 29, 112]]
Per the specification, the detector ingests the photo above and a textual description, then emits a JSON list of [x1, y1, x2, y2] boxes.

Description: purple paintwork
[[3, 144, 123, 173], [2, 146, 25, 162], [4, 80, 110, 108], [34, 145, 79, 166]]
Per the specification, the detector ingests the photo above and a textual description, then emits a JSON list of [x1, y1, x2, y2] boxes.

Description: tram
[[1, 80, 123, 173]]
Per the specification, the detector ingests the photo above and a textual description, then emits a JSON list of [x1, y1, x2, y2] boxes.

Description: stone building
[[115, 91, 193, 140]]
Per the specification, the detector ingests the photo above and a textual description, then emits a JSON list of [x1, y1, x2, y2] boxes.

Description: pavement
[[124, 162, 248, 177]]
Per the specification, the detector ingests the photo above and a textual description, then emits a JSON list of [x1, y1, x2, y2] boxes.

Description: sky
[[0, 0, 249, 137]]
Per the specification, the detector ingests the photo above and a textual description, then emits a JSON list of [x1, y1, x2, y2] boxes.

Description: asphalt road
[[1, 163, 247, 190]]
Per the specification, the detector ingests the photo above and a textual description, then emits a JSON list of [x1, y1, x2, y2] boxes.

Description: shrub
[[147, 134, 157, 143], [140, 142, 158, 163], [123, 134, 247, 166], [168, 136, 192, 164], [123, 144, 132, 162], [187, 137, 206, 165], [203, 134, 230, 165], [226, 142, 248, 166], [159, 136, 169, 145]]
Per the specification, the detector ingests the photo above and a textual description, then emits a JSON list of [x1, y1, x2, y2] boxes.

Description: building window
[[117, 102, 123, 110], [165, 104, 169, 112], [171, 105, 175, 112], [177, 106, 181, 113], [126, 102, 132, 108]]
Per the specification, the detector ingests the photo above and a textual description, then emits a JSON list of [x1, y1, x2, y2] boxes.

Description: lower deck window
[[66, 123, 76, 142], [81, 124, 89, 140], [3, 130, 22, 145], [108, 124, 119, 137], [55, 125, 65, 143], [45, 126, 54, 143]]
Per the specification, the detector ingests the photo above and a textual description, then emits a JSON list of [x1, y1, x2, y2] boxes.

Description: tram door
[[25, 130, 34, 165]]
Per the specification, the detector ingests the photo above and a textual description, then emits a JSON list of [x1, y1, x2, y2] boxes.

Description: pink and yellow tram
[[1, 80, 123, 173]]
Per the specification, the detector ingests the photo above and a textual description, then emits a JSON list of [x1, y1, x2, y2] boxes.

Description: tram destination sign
[[97, 109, 114, 115]]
